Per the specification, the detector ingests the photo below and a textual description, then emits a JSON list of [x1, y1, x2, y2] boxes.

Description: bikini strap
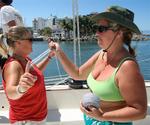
[[115, 57, 136, 75]]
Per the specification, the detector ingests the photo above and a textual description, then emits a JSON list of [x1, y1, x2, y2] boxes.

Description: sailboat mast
[[72, 0, 81, 65], [76, 0, 81, 65], [72, 0, 77, 65]]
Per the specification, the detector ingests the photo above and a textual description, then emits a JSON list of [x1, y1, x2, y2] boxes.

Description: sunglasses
[[96, 25, 111, 33], [21, 38, 33, 42]]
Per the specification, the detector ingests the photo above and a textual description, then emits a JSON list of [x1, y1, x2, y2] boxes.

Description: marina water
[[0, 40, 150, 84]]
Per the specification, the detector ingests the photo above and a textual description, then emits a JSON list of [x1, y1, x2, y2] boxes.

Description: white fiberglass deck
[[0, 82, 150, 125]]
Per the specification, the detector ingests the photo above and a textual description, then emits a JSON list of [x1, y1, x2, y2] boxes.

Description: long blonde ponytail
[[0, 34, 9, 58]]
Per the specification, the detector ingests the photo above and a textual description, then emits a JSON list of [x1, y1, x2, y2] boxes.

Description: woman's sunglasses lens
[[98, 26, 109, 32]]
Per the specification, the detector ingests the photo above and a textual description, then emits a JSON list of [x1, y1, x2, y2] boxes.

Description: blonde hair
[[0, 34, 9, 58], [0, 26, 31, 58]]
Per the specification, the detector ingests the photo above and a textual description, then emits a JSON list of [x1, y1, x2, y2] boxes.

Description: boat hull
[[0, 83, 150, 125]]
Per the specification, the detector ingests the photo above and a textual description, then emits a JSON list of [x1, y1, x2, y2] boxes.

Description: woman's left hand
[[80, 101, 104, 120]]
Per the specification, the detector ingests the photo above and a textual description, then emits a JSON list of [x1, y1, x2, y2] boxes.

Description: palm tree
[[59, 18, 73, 39]]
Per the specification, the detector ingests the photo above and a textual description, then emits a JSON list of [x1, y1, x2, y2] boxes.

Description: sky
[[11, 0, 150, 31]]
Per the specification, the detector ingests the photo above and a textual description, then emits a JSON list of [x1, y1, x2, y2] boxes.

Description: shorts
[[11, 118, 46, 125], [83, 114, 132, 125]]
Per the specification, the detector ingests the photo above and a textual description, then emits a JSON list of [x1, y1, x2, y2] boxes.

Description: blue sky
[[12, 0, 150, 31]]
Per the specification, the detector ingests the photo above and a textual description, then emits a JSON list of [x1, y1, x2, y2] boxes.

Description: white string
[[25, 48, 51, 70], [31, 49, 50, 65], [28, 47, 64, 83], [54, 57, 64, 82]]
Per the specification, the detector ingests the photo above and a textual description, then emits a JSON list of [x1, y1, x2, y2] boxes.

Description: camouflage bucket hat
[[92, 6, 141, 34]]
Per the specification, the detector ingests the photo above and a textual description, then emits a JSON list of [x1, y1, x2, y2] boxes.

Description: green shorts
[[83, 114, 132, 125]]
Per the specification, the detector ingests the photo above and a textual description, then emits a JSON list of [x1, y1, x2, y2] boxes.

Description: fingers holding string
[[23, 61, 37, 86], [25, 61, 31, 73], [47, 37, 61, 51], [20, 74, 36, 86], [48, 40, 61, 53], [18, 71, 37, 93], [47, 37, 54, 43]]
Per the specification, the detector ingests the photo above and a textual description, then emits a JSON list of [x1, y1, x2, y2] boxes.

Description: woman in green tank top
[[49, 5, 147, 125]]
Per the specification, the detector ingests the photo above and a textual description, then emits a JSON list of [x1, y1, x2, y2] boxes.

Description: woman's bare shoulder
[[4, 60, 22, 74]]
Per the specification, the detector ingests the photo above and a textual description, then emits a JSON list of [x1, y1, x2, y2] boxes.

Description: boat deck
[[0, 110, 150, 125], [0, 82, 150, 125]]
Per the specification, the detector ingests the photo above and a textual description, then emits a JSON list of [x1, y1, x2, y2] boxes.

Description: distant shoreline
[[33, 33, 150, 42], [132, 34, 150, 41]]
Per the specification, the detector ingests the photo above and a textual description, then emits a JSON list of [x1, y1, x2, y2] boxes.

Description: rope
[[54, 57, 64, 82], [30, 49, 50, 66]]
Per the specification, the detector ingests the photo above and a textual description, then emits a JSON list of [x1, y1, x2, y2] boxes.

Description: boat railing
[[0, 78, 150, 90], [0, 74, 70, 90]]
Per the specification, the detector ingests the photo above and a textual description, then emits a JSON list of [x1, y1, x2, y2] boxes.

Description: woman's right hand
[[80, 101, 104, 121], [18, 72, 37, 93], [17, 61, 37, 93]]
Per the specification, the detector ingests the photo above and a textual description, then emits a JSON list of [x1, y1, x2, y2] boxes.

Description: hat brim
[[92, 12, 141, 34]]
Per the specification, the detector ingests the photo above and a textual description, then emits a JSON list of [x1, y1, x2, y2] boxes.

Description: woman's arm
[[81, 60, 147, 122], [36, 52, 54, 72], [103, 61, 147, 121], [49, 41, 100, 80], [4, 61, 36, 99]]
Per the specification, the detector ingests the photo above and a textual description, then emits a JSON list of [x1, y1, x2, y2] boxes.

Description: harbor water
[[0, 40, 150, 84]]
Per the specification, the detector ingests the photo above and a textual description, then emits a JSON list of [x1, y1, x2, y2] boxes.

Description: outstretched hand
[[48, 38, 61, 53]]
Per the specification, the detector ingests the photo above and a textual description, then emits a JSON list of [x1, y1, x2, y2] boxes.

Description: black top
[[0, 55, 8, 69]]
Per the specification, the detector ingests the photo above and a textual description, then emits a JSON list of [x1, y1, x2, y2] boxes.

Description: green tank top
[[87, 57, 135, 101]]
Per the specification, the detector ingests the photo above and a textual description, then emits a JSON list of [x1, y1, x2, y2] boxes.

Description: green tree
[[59, 14, 97, 41], [39, 27, 52, 37], [59, 18, 73, 39]]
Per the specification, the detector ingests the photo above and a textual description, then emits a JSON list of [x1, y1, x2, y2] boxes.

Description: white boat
[[0, 81, 150, 125], [0, 1, 150, 124]]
